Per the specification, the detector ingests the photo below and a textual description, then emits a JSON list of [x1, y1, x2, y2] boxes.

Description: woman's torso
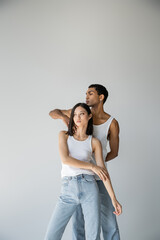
[[61, 135, 94, 178]]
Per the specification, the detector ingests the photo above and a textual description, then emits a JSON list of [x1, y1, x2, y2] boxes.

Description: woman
[[44, 103, 122, 240]]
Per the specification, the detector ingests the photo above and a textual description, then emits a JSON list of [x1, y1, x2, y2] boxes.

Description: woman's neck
[[73, 127, 88, 140]]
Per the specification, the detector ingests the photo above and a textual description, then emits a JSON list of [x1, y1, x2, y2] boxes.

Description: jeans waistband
[[62, 174, 95, 181]]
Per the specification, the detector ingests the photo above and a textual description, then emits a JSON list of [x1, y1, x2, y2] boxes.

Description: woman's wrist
[[111, 196, 117, 202], [90, 163, 95, 171]]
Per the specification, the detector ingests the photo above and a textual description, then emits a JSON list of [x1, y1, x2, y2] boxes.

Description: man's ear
[[99, 94, 104, 102]]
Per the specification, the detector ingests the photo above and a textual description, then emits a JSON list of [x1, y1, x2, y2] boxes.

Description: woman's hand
[[112, 198, 122, 216], [91, 164, 109, 181]]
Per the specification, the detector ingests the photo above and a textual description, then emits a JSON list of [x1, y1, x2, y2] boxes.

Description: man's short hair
[[88, 84, 108, 104]]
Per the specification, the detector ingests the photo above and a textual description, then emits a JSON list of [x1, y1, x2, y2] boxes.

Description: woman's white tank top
[[61, 135, 94, 178]]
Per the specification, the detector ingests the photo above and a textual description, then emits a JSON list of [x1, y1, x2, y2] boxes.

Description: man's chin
[[87, 103, 93, 107], [86, 102, 91, 106]]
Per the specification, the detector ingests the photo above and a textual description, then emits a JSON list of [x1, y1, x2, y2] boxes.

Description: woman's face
[[73, 106, 91, 127]]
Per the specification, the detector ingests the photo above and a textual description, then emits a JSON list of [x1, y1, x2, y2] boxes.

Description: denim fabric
[[72, 180, 120, 240], [44, 174, 100, 240]]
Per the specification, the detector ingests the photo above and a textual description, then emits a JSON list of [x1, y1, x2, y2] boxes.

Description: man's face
[[85, 88, 100, 107]]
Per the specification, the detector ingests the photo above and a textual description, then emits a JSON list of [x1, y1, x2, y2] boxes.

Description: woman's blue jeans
[[44, 174, 100, 240], [72, 180, 120, 240]]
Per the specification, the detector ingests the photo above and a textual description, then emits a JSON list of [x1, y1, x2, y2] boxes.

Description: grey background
[[0, 1, 160, 240]]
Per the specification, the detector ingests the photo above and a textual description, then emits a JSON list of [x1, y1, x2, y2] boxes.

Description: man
[[49, 84, 121, 240]]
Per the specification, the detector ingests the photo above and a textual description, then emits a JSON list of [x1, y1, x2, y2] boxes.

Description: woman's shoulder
[[59, 130, 69, 140], [91, 137, 102, 152], [59, 130, 67, 134], [91, 136, 101, 147]]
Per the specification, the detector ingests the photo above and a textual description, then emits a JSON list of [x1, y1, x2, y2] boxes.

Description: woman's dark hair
[[67, 103, 93, 136], [88, 84, 108, 104]]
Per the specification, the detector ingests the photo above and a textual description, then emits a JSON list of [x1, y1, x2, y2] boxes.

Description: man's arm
[[105, 119, 120, 162], [49, 109, 72, 126]]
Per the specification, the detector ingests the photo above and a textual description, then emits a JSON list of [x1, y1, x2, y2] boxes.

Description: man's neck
[[91, 104, 110, 124], [91, 104, 105, 119]]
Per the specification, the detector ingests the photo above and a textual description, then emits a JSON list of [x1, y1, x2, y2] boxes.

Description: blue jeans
[[44, 174, 100, 240], [72, 180, 120, 240]]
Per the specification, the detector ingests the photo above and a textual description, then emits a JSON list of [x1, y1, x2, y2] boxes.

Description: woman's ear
[[89, 113, 92, 120]]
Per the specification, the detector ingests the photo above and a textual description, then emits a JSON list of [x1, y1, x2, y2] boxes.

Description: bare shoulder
[[92, 137, 102, 148], [59, 130, 68, 140]]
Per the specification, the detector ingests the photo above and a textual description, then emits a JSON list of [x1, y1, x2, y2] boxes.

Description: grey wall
[[0, 1, 160, 240]]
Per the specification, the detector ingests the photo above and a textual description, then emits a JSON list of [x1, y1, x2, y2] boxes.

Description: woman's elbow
[[61, 156, 69, 164]]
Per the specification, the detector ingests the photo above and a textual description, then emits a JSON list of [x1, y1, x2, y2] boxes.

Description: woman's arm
[[58, 131, 108, 180], [92, 137, 122, 216]]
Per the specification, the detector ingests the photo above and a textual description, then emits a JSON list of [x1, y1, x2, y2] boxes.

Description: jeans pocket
[[62, 178, 70, 187]]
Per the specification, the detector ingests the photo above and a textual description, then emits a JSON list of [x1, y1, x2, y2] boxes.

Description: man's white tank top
[[92, 116, 114, 168], [61, 135, 94, 178]]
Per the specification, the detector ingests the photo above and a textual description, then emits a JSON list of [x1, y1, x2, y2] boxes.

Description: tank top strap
[[106, 116, 114, 135], [67, 135, 72, 143], [88, 135, 92, 152]]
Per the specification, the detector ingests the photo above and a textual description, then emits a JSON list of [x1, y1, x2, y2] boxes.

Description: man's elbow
[[49, 111, 53, 117], [49, 109, 57, 119], [111, 152, 118, 159]]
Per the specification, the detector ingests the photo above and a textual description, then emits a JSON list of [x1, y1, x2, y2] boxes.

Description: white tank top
[[61, 135, 94, 178], [92, 116, 114, 180]]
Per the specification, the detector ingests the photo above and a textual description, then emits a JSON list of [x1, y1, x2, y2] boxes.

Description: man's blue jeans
[[44, 174, 100, 240], [72, 180, 120, 240]]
